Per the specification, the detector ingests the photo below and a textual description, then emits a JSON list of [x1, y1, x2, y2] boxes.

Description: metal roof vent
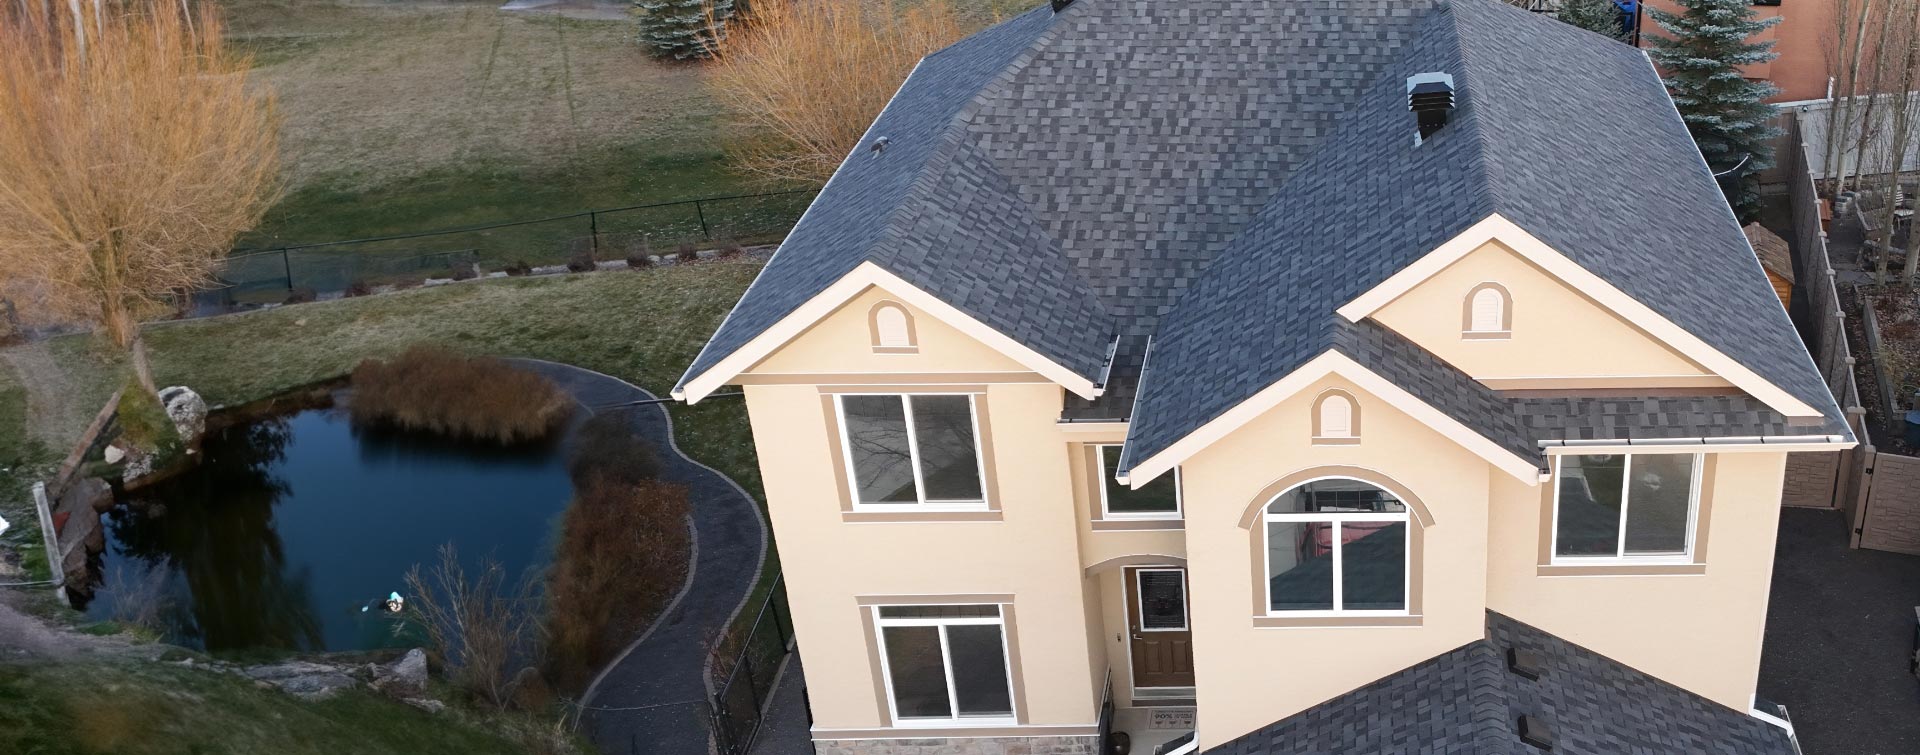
[[1051, 0, 1075, 12], [1407, 72, 1456, 142], [1507, 646, 1542, 681], [869, 136, 891, 155], [1518, 714, 1554, 751]]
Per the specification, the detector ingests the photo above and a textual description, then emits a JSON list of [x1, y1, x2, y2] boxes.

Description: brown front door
[[1125, 566, 1195, 689]]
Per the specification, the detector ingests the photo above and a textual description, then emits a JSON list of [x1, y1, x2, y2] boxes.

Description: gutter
[[1538, 434, 1852, 448]]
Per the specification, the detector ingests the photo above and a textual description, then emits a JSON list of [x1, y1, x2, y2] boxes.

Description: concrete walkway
[[1759, 507, 1920, 755], [509, 360, 768, 755]]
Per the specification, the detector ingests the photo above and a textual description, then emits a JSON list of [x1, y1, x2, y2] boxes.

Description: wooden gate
[[1849, 449, 1920, 555]]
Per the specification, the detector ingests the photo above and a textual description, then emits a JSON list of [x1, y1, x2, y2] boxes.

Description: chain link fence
[[709, 573, 795, 755], [191, 189, 817, 312]]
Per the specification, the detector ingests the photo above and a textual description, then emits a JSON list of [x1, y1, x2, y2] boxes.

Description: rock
[[275, 672, 358, 701], [103, 444, 125, 464], [244, 661, 342, 681], [404, 697, 447, 714], [157, 387, 207, 447], [372, 648, 429, 696]]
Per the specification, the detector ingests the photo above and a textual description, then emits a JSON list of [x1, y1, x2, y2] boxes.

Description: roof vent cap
[[1407, 72, 1456, 142], [869, 136, 891, 155], [1518, 714, 1554, 751], [1506, 646, 1542, 681]]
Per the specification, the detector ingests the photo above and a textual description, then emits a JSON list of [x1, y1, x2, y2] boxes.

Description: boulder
[[404, 697, 447, 714], [157, 387, 207, 447], [245, 660, 360, 701], [372, 648, 429, 696]]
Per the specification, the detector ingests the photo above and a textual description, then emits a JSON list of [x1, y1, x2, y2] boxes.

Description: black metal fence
[[709, 573, 796, 755], [193, 189, 817, 311]]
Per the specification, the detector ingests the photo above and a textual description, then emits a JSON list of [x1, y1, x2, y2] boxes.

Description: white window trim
[[1548, 453, 1704, 566], [1262, 481, 1411, 618], [1467, 286, 1508, 334], [835, 394, 991, 512], [1133, 567, 1190, 632], [872, 605, 1018, 728], [1097, 444, 1181, 520]]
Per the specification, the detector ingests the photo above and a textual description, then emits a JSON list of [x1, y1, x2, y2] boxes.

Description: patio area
[[1759, 507, 1920, 754]]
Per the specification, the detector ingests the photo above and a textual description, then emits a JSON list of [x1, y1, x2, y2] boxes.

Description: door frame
[[1122, 564, 1194, 692]]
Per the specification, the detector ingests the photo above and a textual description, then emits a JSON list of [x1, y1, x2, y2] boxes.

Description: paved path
[[509, 360, 768, 755], [747, 655, 813, 755], [1759, 507, 1920, 755]]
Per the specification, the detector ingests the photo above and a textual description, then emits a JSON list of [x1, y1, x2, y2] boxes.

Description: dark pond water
[[81, 398, 575, 652]]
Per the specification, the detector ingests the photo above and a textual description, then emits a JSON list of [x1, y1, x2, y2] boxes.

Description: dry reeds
[[0, 1, 279, 390], [705, 0, 971, 184], [543, 475, 691, 695], [349, 346, 573, 444], [404, 544, 542, 710]]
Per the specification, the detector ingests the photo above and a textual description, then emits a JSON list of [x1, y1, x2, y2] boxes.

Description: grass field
[[0, 659, 583, 755]]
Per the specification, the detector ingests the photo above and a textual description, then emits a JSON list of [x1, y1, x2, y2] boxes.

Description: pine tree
[[1648, 0, 1781, 221], [635, 0, 734, 60], [1556, 0, 1628, 42]]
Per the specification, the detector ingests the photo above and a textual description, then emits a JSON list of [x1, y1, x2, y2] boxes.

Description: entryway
[[1124, 566, 1194, 694]]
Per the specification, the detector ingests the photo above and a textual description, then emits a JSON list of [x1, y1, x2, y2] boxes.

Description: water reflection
[[83, 399, 574, 653]]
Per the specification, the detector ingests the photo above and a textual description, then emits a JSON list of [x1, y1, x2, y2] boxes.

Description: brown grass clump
[[567, 411, 661, 488], [349, 346, 572, 444], [543, 475, 690, 695], [707, 0, 971, 184]]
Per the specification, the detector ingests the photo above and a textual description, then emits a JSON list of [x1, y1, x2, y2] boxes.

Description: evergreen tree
[[1556, 0, 1629, 42], [635, 0, 734, 60], [1648, 0, 1781, 221]]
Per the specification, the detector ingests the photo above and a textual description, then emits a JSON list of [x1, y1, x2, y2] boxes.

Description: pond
[[78, 395, 576, 652]]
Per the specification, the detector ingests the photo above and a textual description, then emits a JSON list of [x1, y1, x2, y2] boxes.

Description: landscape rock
[[157, 386, 207, 447], [103, 444, 125, 464], [244, 660, 360, 701], [404, 697, 447, 714], [372, 648, 429, 696]]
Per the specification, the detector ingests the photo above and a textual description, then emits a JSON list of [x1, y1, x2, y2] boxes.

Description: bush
[[502, 260, 532, 277], [349, 346, 574, 444], [344, 279, 372, 298], [567, 411, 661, 488], [565, 249, 595, 274], [715, 238, 745, 259], [283, 287, 316, 304], [625, 239, 654, 269], [405, 544, 542, 710], [675, 242, 699, 264], [450, 264, 477, 281], [544, 475, 690, 695]]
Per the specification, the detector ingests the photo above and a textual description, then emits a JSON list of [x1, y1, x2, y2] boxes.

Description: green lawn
[[0, 356, 53, 582], [0, 659, 581, 755]]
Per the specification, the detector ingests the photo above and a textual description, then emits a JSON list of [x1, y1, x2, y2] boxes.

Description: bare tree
[[1880, 1, 1920, 284], [1824, 0, 1872, 194], [0, 1, 278, 392], [404, 544, 542, 710], [704, 0, 971, 185]]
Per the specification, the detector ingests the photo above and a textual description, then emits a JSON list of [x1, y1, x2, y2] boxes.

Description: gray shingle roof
[[1207, 611, 1798, 755], [677, 0, 1847, 468], [1120, 0, 1847, 474]]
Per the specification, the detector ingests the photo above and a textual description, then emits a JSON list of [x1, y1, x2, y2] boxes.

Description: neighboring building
[[1639, 0, 1836, 104], [676, 0, 1852, 753]]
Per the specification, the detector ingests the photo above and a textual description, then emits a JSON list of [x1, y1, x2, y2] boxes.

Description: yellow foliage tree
[[0, 1, 279, 391], [705, 0, 971, 185]]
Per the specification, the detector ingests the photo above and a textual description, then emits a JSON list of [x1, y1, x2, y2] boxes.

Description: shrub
[[349, 346, 574, 444], [625, 239, 654, 269], [675, 241, 699, 264], [282, 287, 316, 304], [715, 238, 745, 259], [502, 260, 532, 277], [565, 248, 595, 274], [567, 410, 661, 488], [405, 544, 542, 710], [344, 279, 372, 298], [450, 264, 477, 281], [544, 475, 691, 695]]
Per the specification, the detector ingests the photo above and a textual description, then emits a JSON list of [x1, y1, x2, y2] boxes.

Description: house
[[1744, 222, 1795, 311], [674, 0, 1854, 753]]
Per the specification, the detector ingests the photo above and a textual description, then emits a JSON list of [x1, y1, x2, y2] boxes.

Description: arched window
[[1263, 478, 1409, 615], [1463, 283, 1511, 338], [869, 302, 917, 353], [1311, 390, 1360, 445]]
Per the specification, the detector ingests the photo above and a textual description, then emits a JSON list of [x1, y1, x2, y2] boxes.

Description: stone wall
[[813, 735, 1100, 755], [1858, 453, 1920, 555], [1783, 452, 1842, 508]]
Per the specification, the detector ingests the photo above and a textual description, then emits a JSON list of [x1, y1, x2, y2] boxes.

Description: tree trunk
[[64, 0, 84, 57], [1831, 0, 1875, 193]]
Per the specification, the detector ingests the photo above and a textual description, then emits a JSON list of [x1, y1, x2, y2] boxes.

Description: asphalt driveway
[[1760, 507, 1920, 755]]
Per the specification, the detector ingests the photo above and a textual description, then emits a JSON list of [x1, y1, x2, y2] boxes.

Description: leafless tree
[[404, 544, 543, 710], [0, 1, 278, 392]]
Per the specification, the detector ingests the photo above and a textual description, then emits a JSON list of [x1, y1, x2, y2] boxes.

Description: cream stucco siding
[[746, 287, 1034, 376], [1179, 375, 1497, 749], [1371, 240, 1725, 389], [1486, 451, 1789, 711]]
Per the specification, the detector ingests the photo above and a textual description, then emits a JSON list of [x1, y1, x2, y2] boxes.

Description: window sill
[[1091, 518, 1183, 531], [1252, 614, 1422, 629], [1536, 563, 1706, 577], [1311, 437, 1360, 446], [1462, 331, 1511, 341], [843, 510, 1002, 523]]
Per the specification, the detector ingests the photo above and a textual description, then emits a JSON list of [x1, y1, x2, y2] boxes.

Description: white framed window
[[835, 394, 988, 510], [1263, 478, 1410, 617], [1096, 445, 1180, 519], [873, 604, 1017, 727], [1312, 390, 1359, 443], [1135, 568, 1189, 632], [1550, 453, 1702, 564], [870, 302, 917, 352]]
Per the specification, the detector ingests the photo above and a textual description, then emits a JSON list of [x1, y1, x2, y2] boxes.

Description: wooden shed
[[1745, 222, 1795, 310]]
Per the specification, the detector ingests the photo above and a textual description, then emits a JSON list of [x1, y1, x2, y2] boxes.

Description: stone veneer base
[[813, 734, 1101, 755]]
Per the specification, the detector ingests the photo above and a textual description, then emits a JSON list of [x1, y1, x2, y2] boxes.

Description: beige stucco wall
[[1371, 240, 1720, 387], [740, 285, 1102, 734], [1486, 451, 1789, 711], [1178, 374, 1498, 749]]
